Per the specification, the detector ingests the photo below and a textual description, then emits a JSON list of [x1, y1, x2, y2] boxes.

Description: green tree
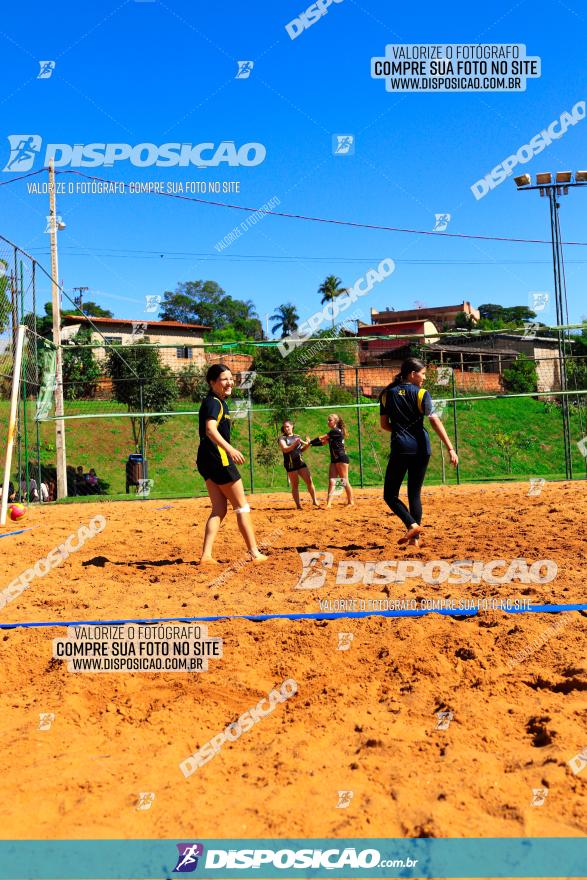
[[454, 310, 474, 330], [253, 426, 277, 486], [207, 325, 259, 355], [251, 345, 324, 429], [160, 280, 261, 336], [477, 303, 537, 327], [318, 275, 348, 329], [106, 339, 178, 456], [271, 303, 299, 337], [62, 326, 101, 400], [502, 354, 538, 393], [176, 363, 208, 400], [491, 430, 534, 474]]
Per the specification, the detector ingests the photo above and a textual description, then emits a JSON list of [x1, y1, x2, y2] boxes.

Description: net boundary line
[[0, 603, 585, 630]]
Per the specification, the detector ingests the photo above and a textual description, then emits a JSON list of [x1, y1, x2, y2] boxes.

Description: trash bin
[[126, 454, 148, 493]]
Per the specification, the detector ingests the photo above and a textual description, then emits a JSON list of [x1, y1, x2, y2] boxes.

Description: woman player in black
[[310, 413, 354, 508], [197, 364, 267, 564], [278, 419, 319, 509], [379, 357, 458, 545]]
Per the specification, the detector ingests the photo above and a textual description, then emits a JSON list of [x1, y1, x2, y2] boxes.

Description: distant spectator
[[48, 480, 56, 502], [75, 466, 87, 496], [86, 468, 99, 494], [0, 481, 16, 503], [40, 481, 50, 502], [29, 479, 39, 502]]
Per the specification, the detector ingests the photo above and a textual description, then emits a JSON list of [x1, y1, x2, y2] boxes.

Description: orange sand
[[0, 482, 585, 845]]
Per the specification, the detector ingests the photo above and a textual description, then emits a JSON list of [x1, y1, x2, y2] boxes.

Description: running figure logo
[[294, 550, 334, 589], [336, 790, 354, 808], [37, 60, 56, 79], [38, 712, 55, 730], [236, 61, 254, 79], [4, 135, 42, 172], [131, 320, 148, 339], [231, 399, 250, 419], [435, 366, 453, 386], [45, 215, 65, 234], [529, 291, 549, 313], [435, 710, 453, 730], [173, 843, 204, 873], [332, 134, 355, 156], [337, 632, 354, 651], [238, 370, 257, 391], [528, 477, 546, 497], [433, 213, 451, 232], [522, 320, 540, 340], [136, 792, 155, 810], [530, 787, 548, 807], [145, 294, 162, 313]]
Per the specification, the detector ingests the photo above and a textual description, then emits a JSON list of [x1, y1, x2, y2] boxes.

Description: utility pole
[[72, 286, 88, 311], [49, 159, 68, 499]]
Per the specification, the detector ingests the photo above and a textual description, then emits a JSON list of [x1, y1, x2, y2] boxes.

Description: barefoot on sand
[[199, 556, 219, 565], [251, 552, 268, 563]]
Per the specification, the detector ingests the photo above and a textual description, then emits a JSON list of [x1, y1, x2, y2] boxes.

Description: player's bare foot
[[408, 537, 420, 547], [296, 504, 303, 510], [199, 556, 219, 565], [398, 524, 422, 545], [250, 552, 268, 562], [346, 501, 355, 506]]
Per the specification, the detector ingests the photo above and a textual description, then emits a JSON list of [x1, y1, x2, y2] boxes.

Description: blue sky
[[1, 0, 586, 329]]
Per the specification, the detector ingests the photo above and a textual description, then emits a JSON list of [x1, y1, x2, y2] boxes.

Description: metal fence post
[[355, 366, 364, 488], [247, 387, 254, 494], [451, 369, 461, 485]]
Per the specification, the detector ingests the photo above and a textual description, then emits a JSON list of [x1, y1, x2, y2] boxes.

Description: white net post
[[1, 324, 26, 526]]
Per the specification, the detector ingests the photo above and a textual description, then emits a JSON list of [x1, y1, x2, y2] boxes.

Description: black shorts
[[284, 458, 308, 474], [196, 456, 241, 485], [330, 454, 350, 465]]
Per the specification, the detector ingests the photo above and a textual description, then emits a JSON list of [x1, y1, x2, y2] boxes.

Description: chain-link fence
[[0, 226, 585, 502], [18, 334, 587, 501]]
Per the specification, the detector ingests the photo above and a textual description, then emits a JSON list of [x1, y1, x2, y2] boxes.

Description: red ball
[[9, 503, 26, 522]]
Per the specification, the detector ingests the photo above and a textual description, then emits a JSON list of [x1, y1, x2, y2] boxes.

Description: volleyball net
[[5, 323, 586, 502]]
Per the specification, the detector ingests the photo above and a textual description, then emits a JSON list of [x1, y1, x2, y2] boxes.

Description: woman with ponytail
[[309, 412, 354, 508], [379, 357, 458, 545], [196, 364, 267, 564]]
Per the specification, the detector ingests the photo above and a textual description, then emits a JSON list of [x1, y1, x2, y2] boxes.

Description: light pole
[[48, 159, 68, 498], [514, 170, 587, 480]]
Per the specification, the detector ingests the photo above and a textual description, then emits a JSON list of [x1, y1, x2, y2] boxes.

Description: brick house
[[370, 300, 480, 329], [61, 315, 211, 371]]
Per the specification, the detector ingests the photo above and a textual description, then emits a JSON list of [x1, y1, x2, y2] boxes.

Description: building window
[[104, 336, 123, 345], [176, 347, 193, 359]]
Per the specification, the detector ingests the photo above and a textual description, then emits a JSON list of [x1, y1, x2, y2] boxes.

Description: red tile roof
[[63, 315, 210, 331]]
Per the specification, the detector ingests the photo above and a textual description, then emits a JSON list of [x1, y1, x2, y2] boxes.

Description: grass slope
[[4, 395, 587, 500]]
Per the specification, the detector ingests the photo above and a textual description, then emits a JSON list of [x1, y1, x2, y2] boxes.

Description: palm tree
[[271, 303, 299, 338], [318, 275, 348, 328]]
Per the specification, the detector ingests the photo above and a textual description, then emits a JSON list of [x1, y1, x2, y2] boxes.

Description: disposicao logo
[[173, 843, 205, 873], [3, 136, 267, 172]]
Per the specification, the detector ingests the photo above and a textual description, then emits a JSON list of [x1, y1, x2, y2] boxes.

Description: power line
[[23, 247, 587, 265], [5, 167, 587, 248]]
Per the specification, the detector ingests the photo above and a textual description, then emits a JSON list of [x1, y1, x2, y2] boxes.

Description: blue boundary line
[[0, 527, 34, 539], [0, 603, 585, 630]]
